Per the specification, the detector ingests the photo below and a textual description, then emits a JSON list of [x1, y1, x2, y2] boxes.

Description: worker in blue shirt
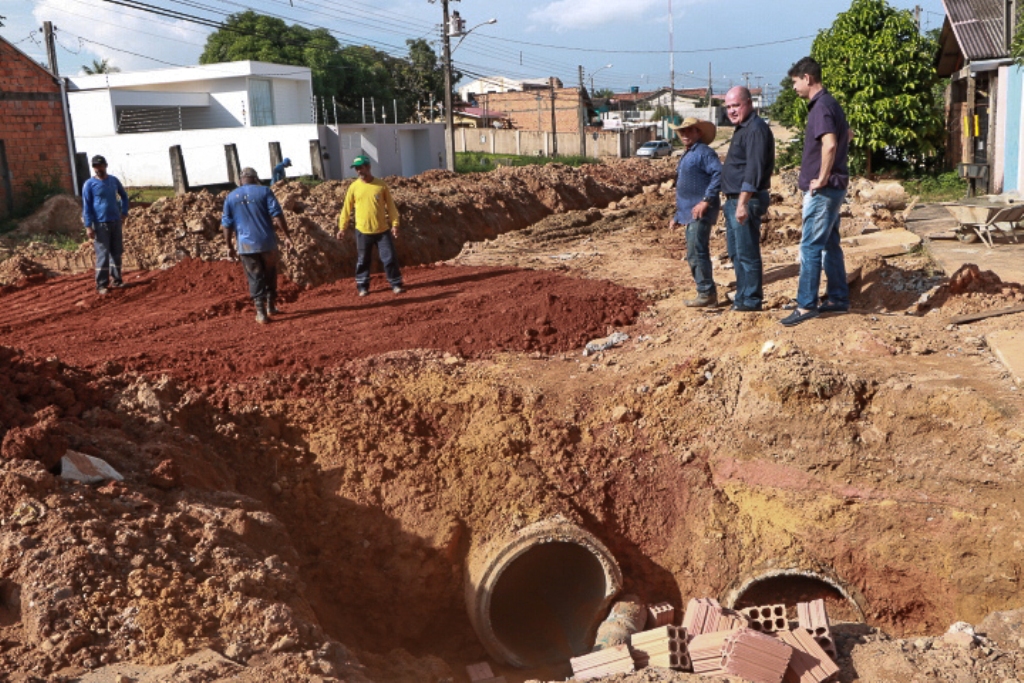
[[272, 158, 292, 185], [222, 167, 295, 324], [81, 155, 130, 295], [668, 117, 722, 307]]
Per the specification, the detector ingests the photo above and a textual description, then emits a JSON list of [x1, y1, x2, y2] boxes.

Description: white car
[[636, 140, 673, 158]]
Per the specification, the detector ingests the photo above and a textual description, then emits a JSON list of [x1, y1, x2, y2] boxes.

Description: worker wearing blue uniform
[[81, 155, 130, 294], [272, 158, 292, 185]]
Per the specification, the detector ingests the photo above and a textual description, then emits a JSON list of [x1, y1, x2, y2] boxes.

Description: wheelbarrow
[[942, 200, 1024, 248]]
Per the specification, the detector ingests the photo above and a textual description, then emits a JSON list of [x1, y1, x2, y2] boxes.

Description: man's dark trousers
[[239, 250, 278, 301], [93, 220, 124, 289], [723, 191, 769, 309], [355, 231, 402, 290]]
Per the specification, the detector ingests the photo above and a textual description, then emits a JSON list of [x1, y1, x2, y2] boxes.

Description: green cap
[[351, 155, 371, 168]]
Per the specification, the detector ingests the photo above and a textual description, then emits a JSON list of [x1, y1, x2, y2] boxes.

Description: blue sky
[[3, 0, 948, 99]]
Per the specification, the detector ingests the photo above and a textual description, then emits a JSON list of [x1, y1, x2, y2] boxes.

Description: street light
[[589, 63, 612, 94], [452, 18, 497, 54]]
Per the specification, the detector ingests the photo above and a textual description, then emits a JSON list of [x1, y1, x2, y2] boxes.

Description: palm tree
[[82, 58, 120, 75]]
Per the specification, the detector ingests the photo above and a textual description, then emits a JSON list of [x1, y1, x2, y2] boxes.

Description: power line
[[473, 33, 818, 55]]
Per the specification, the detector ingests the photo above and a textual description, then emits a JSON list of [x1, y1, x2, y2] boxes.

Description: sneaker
[[267, 297, 281, 315], [818, 299, 850, 313], [392, 285, 405, 294], [358, 289, 369, 297], [255, 301, 270, 324], [110, 280, 125, 288], [684, 291, 718, 308], [97, 287, 109, 295], [780, 308, 820, 327]]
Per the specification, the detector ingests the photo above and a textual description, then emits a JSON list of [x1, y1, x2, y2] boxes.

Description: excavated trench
[[4, 164, 1024, 680]]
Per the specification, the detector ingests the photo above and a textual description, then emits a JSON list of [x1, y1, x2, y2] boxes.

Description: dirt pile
[[0, 253, 51, 287], [118, 160, 676, 288], [9, 194, 84, 237], [0, 259, 647, 383]]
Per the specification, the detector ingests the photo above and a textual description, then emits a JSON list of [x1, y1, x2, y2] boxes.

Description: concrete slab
[[906, 204, 1024, 286], [987, 330, 1024, 385], [775, 228, 922, 263]]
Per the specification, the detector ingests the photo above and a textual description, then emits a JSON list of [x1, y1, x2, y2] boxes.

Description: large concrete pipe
[[465, 516, 623, 668]]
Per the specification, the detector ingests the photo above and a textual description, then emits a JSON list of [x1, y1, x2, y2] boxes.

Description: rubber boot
[[684, 290, 718, 308], [254, 299, 269, 324], [267, 294, 280, 316]]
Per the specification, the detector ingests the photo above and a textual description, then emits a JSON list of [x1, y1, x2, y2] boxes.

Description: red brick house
[[0, 34, 76, 219], [473, 87, 596, 133]]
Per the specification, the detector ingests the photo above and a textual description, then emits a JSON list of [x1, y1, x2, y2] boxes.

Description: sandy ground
[[1, 161, 1024, 683]]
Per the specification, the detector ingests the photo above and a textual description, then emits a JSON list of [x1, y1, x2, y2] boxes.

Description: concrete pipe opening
[[466, 517, 622, 668], [724, 569, 866, 624]]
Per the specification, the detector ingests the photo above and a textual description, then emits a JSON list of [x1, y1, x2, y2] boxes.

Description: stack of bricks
[[646, 601, 675, 629], [682, 597, 725, 637], [629, 624, 690, 671], [743, 604, 790, 634], [569, 643, 635, 680], [689, 629, 736, 674], [797, 599, 837, 660], [721, 628, 794, 683], [776, 629, 840, 683], [465, 662, 506, 683]]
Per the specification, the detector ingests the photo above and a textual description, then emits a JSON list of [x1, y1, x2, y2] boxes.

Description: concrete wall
[[455, 127, 656, 158], [998, 64, 1023, 193], [77, 123, 446, 187], [0, 39, 74, 218]]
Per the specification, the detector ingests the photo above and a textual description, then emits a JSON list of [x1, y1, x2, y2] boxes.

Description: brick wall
[[0, 38, 73, 220], [476, 88, 587, 134]]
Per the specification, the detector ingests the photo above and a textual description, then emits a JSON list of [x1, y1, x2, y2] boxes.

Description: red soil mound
[[0, 259, 645, 384]]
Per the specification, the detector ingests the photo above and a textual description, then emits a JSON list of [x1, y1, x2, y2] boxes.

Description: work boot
[[267, 295, 280, 316], [254, 299, 269, 325], [684, 291, 718, 308]]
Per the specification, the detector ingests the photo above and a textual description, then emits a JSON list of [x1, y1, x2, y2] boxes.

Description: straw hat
[[669, 117, 716, 145]]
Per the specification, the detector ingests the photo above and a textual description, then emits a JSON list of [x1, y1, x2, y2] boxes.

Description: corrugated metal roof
[[942, 0, 1008, 61]]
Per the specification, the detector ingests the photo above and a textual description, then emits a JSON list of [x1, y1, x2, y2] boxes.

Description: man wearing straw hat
[[668, 117, 722, 307]]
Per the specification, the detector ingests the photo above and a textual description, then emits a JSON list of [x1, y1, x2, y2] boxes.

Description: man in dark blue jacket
[[81, 155, 129, 295], [222, 167, 294, 324], [668, 117, 722, 307]]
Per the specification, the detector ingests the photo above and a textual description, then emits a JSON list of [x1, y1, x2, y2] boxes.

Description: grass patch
[[902, 172, 967, 202], [127, 186, 176, 203], [2, 232, 85, 252], [456, 152, 600, 174], [297, 175, 325, 187]]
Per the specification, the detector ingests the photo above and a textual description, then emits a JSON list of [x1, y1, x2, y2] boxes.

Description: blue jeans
[[355, 231, 402, 290], [93, 220, 123, 289], [723, 191, 768, 309], [685, 218, 715, 295], [797, 187, 848, 311]]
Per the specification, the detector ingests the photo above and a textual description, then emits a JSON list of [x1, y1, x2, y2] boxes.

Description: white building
[[458, 76, 559, 103], [68, 61, 445, 186]]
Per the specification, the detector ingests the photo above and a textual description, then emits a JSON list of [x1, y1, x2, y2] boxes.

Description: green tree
[[767, 76, 805, 129], [805, 0, 943, 173], [650, 104, 674, 121], [593, 88, 616, 99], [82, 58, 120, 75]]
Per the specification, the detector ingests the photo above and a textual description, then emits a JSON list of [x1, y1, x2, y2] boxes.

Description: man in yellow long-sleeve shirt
[[337, 155, 404, 296]]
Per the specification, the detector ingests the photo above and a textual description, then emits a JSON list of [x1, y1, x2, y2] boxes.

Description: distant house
[[458, 76, 562, 103], [453, 106, 510, 129], [604, 87, 723, 126], [474, 87, 595, 133], [936, 0, 1018, 193], [68, 61, 315, 136], [66, 61, 445, 186], [0, 34, 76, 218]]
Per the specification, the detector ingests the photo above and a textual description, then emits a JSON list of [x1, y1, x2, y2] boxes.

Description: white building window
[[249, 78, 275, 127]]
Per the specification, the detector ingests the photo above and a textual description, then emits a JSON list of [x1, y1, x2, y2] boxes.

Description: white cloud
[[528, 0, 665, 31], [31, 0, 207, 73]]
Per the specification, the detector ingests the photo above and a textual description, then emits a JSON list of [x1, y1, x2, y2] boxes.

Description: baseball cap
[[283, 158, 291, 166], [351, 155, 370, 168], [240, 167, 259, 178], [91, 155, 107, 166]]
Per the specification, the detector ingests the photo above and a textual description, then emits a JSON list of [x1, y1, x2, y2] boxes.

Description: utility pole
[[442, 0, 457, 171], [578, 65, 587, 157], [914, 4, 922, 31], [43, 22, 59, 76], [549, 78, 558, 157], [742, 72, 752, 89], [668, 0, 675, 127], [707, 62, 713, 123]]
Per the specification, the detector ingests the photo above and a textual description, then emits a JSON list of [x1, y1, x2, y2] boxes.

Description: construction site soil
[[2, 159, 1024, 683]]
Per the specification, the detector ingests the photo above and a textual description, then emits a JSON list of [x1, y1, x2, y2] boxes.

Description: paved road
[[906, 203, 1024, 285]]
